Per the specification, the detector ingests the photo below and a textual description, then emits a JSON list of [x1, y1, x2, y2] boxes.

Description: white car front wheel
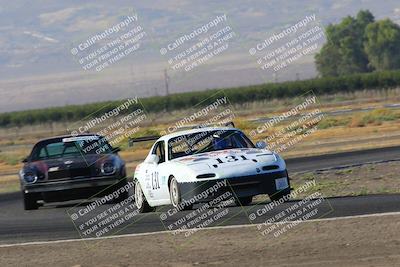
[[169, 176, 192, 211]]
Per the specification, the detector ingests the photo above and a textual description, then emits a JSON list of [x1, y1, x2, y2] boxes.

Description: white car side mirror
[[255, 141, 267, 149], [145, 154, 159, 164]]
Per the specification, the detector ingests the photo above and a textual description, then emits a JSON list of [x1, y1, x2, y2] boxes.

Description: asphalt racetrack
[[1, 145, 400, 245]]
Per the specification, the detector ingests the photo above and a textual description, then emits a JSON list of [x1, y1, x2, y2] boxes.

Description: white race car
[[132, 125, 291, 213]]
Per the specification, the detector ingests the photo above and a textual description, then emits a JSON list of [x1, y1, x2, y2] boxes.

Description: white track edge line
[[1, 211, 400, 248]]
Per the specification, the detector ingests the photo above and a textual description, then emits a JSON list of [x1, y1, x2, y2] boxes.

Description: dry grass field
[[1, 88, 400, 193]]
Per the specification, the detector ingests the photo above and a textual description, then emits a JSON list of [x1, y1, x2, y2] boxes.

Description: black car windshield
[[30, 136, 113, 161], [168, 130, 255, 160]]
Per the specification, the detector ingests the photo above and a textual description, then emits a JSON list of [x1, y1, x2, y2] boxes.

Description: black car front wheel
[[235, 196, 253, 206], [269, 189, 291, 202], [114, 190, 129, 203], [112, 179, 130, 203], [23, 192, 39, 210]]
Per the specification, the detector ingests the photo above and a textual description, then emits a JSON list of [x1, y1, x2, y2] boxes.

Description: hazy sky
[[0, 0, 399, 112]]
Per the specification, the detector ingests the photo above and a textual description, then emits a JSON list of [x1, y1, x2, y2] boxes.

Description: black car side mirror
[[22, 157, 28, 163]]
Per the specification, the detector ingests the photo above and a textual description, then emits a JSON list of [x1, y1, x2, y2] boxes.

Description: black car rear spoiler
[[128, 136, 160, 147]]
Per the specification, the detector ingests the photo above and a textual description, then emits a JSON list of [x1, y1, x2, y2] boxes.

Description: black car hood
[[24, 153, 117, 176]]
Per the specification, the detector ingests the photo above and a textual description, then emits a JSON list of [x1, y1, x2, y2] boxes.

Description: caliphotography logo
[[1, 2, 400, 267]]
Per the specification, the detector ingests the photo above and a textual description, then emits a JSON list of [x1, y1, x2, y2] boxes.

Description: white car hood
[[174, 147, 274, 162], [170, 148, 282, 179]]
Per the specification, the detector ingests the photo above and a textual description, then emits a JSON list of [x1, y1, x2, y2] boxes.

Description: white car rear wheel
[[169, 177, 180, 208], [134, 180, 154, 213]]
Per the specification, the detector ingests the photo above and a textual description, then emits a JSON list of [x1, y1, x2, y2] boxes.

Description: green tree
[[364, 19, 400, 71], [316, 10, 374, 76], [315, 42, 341, 76]]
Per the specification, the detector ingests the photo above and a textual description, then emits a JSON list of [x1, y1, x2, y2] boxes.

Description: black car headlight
[[23, 172, 38, 184], [101, 162, 116, 175]]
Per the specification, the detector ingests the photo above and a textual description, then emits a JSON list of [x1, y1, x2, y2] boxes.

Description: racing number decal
[[151, 172, 160, 190], [216, 155, 248, 164], [226, 155, 238, 162]]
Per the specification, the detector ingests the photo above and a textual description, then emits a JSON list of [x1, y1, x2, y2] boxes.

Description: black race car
[[19, 134, 128, 210]]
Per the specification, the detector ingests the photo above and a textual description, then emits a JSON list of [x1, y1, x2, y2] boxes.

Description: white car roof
[[158, 127, 239, 143]]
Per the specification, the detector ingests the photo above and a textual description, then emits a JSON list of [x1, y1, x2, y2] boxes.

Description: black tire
[[23, 193, 38, 210], [270, 171, 291, 202], [169, 177, 193, 211], [269, 190, 291, 202], [107, 178, 129, 204], [134, 180, 154, 213], [114, 190, 129, 203], [235, 196, 253, 206]]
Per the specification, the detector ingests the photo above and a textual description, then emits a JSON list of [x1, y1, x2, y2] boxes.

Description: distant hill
[[0, 0, 399, 112]]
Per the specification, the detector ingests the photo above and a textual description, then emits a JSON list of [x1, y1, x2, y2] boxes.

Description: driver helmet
[[213, 137, 228, 150]]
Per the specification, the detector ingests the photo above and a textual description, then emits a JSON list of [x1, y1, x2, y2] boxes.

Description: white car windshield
[[168, 130, 255, 160]]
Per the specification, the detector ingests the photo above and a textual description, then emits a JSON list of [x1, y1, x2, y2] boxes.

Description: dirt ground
[[248, 160, 400, 204], [291, 160, 400, 197], [1, 213, 399, 267]]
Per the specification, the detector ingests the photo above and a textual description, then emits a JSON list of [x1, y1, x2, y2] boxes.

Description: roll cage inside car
[[146, 129, 255, 163], [167, 129, 255, 160]]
